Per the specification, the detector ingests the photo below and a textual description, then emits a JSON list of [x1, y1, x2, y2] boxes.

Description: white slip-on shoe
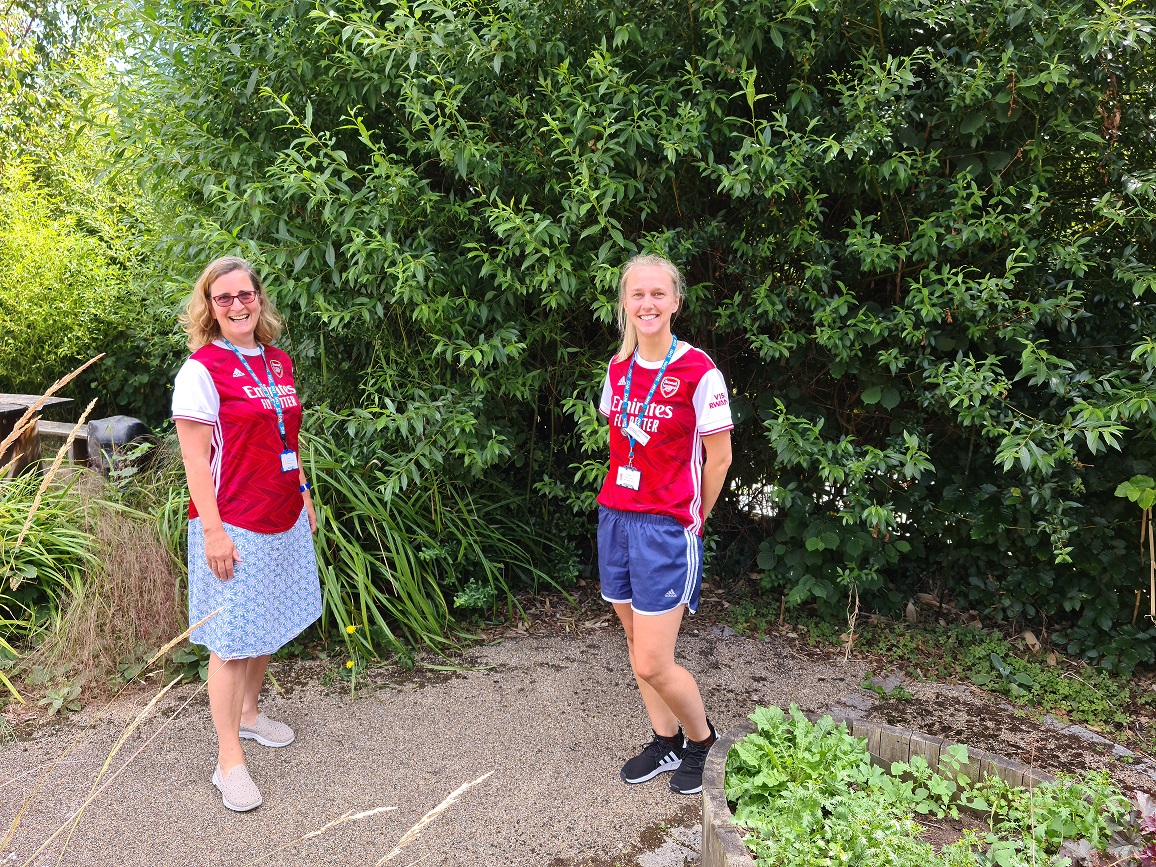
[[238, 712, 295, 747], [211, 763, 263, 812]]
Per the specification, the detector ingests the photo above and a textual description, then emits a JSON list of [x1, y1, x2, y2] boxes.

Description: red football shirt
[[596, 342, 734, 535], [172, 342, 304, 534]]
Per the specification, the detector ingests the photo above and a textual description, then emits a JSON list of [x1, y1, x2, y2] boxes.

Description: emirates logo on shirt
[[270, 359, 285, 379], [660, 376, 680, 398]]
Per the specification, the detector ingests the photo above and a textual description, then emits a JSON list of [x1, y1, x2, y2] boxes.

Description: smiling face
[[208, 269, 263, 348], [622, 263, 680, 348]]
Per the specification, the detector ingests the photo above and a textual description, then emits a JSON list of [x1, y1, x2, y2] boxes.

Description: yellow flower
[[345, 660, 355, 669], [345, 624, 357, 634]]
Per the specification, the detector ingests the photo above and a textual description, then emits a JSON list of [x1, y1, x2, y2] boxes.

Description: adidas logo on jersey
[[232, 369, 245, 378], [664, 589, 677, 598]]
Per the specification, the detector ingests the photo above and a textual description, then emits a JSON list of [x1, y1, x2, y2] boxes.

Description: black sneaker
[[620, 729, 684, 784], [668, 720, 717, 795]]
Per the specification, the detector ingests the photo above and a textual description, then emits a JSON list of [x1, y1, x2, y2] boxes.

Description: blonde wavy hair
[[180, 256, 284, 351], [615, 254, 684, 361]]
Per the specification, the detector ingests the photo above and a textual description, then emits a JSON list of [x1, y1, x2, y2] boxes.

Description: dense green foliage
[[39, 0, 1156, 662], [302, 422, 559, 657], [725, 705, 1131, 867], [106, 0, 1156, 641], [0, 5, 184, 424], [0, 166, 128, 396]]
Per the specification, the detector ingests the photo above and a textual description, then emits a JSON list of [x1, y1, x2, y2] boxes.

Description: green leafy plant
[[453, 580, 498, 614], [971, 652, 1036, 698], [860, 675, 913, 701], [37, 682, 81, 717], [725, 705, 1132, 867], [303, 426, 561, 658], [163, 646, 208, 683], [1115, 475, 1156, 632], [1116, 477, 1156, 513]]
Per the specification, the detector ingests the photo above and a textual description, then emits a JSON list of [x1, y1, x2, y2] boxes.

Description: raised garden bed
[[701, 708, 1151, 867]]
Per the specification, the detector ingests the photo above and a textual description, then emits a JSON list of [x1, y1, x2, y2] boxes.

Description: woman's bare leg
[[206, 652, 247, 772], [239, 654, 271, 727], [613, 602, 709, 740]]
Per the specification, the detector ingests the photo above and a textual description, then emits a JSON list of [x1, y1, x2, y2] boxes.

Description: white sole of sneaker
[[238, 730, 294, 748], [670, 783, 702, 795], [621, 759, 682, 784]]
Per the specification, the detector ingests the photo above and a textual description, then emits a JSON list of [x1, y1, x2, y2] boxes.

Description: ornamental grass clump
[[1, 424, 186, 700], [725, 705, 1135, 867], [32, 471, 184, 690]]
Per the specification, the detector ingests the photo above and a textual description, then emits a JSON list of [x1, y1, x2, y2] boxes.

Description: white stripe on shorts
[[680, 527, 698, 607]]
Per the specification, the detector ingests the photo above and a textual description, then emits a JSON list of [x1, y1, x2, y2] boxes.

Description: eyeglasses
[[211, 290, 259, 307]]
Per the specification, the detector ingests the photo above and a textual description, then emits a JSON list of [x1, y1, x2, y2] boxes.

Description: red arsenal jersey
[[596, 342, 734, 535], [172, 342, 304, 534]]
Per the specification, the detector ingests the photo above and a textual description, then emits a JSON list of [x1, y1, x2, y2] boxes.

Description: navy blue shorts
[[597, 506, 703, 615]]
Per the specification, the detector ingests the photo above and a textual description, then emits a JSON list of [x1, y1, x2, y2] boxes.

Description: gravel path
[[0, 624, 866, 867]]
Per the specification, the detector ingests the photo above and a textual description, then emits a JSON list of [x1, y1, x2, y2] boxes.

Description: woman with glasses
[[598, 254, 733, 796], [172, 256, 321, 812]]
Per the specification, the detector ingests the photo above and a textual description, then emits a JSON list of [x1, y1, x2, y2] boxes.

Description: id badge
[[616, 465, 641, 490], [624, 421, 651, 446], [280, 450, 300, 472]]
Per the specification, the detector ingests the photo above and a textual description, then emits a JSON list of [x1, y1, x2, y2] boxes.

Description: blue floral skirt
[[187, 508, 321, 660]]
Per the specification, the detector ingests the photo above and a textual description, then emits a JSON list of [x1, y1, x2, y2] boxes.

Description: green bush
[[105, 0, 1156, 662], [0, 166, 127, 393], [0, 8, 185, 425]]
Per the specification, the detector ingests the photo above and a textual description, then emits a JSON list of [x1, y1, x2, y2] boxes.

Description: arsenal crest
[[660, 376, 680, 398], [270, 359, 285, 379]]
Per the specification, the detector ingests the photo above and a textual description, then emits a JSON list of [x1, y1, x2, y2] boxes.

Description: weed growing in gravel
[[860, 676, 913, 701]]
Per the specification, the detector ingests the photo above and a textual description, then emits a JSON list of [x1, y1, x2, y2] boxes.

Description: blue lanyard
[[620, 337, 678, 467], [222, 339, 288, 450]]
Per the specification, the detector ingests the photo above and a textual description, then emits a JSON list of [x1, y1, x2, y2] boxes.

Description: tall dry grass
[[26, 455, 184, 693], [30, 468, 184, 690]]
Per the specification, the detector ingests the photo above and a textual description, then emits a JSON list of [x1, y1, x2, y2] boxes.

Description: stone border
[[701, 713, 1056, 867]]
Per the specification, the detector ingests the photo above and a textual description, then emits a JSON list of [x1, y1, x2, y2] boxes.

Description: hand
[[304, 494, 317, 533], [203, 527, 242, 580]]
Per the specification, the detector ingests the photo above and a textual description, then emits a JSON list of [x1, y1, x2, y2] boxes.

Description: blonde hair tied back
[[615, 254, 684, 362], [180, 256, 284, 351]]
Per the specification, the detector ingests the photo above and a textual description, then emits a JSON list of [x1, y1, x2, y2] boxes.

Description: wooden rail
[[0, 394, 80, 474], [35, 421, 90, 463]]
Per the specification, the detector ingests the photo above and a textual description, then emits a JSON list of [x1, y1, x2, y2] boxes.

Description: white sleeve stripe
[[692, 367, 733, 436], [210, 421, 223, 494], [687, 428, 704, 536]]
